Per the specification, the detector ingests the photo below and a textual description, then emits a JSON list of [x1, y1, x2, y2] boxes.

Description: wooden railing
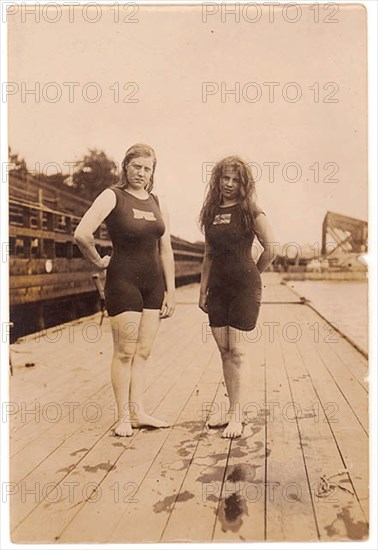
[[9, 173, 205, 305]]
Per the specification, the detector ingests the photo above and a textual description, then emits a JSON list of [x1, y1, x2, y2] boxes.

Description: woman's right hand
[[98, 255, 111, 270], [199, 292, 208, 313]]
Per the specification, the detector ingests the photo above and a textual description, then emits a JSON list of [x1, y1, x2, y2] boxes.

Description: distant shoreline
[[282, 271, 367, 282]]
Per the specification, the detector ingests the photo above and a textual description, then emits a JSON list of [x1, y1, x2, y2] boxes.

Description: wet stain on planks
[[324, 507, 368, 540], [153, 491, 194, 513]]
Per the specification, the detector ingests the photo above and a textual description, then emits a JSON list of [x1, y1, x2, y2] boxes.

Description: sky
[[7, 2, 368, 245]]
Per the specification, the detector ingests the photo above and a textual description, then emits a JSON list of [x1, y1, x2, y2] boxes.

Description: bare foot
[[114, 418, 133, 437], [131, 412, 170, 429], [222, 420, 243, 439], [207, 411, 231, 429]]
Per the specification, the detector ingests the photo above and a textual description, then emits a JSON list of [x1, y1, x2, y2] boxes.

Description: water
[[287, 280, 369, 354]]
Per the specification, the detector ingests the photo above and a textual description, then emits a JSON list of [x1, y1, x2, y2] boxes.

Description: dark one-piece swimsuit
[[104, 187, 166, 316], [205, 204, 263, 331]]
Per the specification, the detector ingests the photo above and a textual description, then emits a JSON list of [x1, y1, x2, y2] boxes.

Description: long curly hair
[[116, 143, 157, 192], [199, 155, 263, 233]]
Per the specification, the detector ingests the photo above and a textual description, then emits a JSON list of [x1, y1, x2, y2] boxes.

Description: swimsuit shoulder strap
[[150, 192, 160, 210], [108, 186, 122, 200]]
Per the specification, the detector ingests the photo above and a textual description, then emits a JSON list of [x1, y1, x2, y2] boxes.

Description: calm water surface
[[288, 280, 368, 354]]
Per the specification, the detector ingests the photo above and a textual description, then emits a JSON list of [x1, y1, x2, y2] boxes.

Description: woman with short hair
[[75, 143, 175, 436]]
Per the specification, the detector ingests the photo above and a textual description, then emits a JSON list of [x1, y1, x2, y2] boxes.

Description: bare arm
[[158, 197, 176, 317], [254, 213, 277, 273], [74, 188, 116, 269], [199, 239, 213, 312]]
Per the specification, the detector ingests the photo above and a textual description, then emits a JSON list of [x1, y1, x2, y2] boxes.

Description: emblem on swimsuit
[[213, 213, 231, 225], [132, 208, 157, 221]]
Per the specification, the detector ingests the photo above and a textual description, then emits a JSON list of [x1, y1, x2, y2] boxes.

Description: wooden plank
[[10, 271, 94, 289], [11, 311, 199, 528], [10, 384, 115, 528], [10, 317, 109, 420], [10, 381, 113, 488], [11, 308, 197, 471], [325, 335, 368, 391], [280, 304, 368, 541], [159, 364, 231, 543], [295, 306, 368, 434], [10, 345, 110, 436], [10, 328, 111, 447], [9, 280, 369, 543], [10, 258, 91, 276], [10, 372, 110, 459], [11, 318, 212, 543], [10, 307, 188, 419], [290, 305, 369, 522], [262, 276, 301, 303], [65, 344, 218, 543], [262, 306, 318, 541], [12, 308, 192, 440], [212, 322, 266, 542], [10, 300, 193, 459]]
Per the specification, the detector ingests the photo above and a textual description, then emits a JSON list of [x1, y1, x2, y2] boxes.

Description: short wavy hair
[[199, 155, 263, 233], [117, 143, 157, 192]]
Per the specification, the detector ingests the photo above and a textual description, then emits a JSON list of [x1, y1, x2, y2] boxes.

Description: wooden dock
[[9, 274, 369, 543]]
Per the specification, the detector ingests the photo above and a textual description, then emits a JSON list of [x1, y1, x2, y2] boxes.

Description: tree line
[[8, 147, 118, 202]]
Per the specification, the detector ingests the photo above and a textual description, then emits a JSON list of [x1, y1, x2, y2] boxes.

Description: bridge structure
[[322, 211, 368, 258]]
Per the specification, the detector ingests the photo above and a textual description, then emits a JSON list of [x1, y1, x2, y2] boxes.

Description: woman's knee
[[219, 347, 231, 362], [114, 346, 135, 365], [230, 346, 248, 367], [134, 343, 152, 361]]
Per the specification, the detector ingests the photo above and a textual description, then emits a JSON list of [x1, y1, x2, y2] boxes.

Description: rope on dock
[[315, 471, 354, 498]]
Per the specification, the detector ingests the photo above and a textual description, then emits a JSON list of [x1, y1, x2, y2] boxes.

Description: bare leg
[[209, 326, 252, 438], [222, 327, 252, 437], [129, 309, 170, 428], [207, 326, 234, 428], [110, 312, 141, 436]]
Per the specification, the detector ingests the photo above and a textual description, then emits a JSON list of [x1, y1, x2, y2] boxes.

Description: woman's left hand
[[160, 292, 176, 318]]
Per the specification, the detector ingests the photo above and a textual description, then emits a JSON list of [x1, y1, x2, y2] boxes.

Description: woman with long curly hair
[[75, 144, 175, 436], [199, 155, 276, 438]]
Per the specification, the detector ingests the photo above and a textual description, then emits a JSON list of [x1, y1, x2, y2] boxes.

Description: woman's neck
[[124, 186, 149, 199], [220, 198, 239, 208]]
